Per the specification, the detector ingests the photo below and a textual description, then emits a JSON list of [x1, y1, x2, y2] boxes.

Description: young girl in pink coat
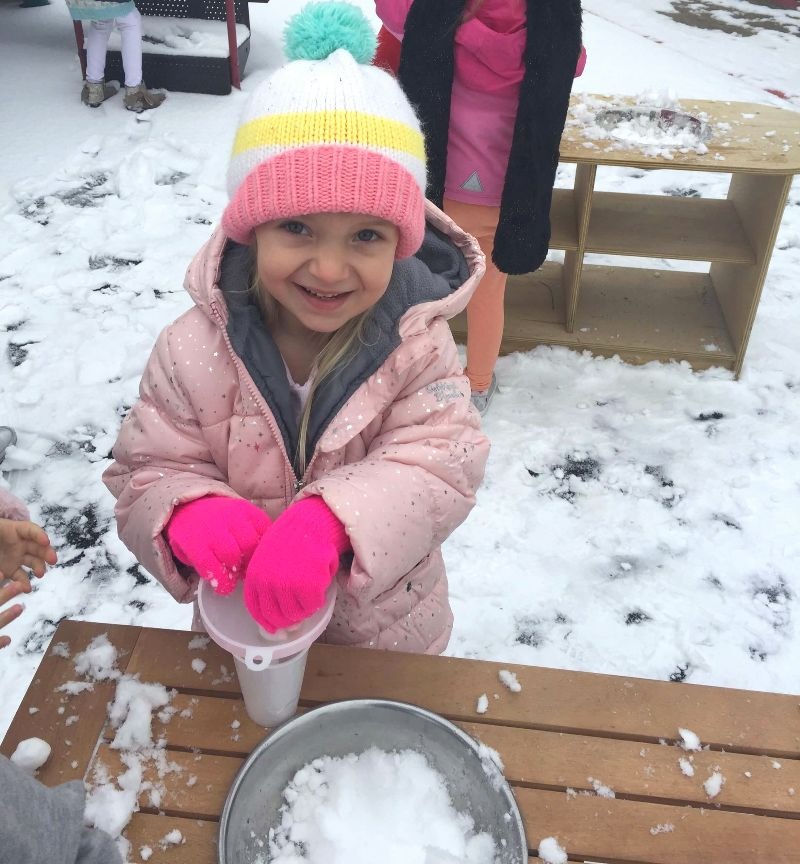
[[375, 0, 585, 414], [103, 3, 489, 655]]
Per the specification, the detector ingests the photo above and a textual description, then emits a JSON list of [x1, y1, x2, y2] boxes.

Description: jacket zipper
[[210, 300, 313, 505]]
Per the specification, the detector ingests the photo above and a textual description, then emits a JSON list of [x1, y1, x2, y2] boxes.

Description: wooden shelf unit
[[450, 98, 800, 376]]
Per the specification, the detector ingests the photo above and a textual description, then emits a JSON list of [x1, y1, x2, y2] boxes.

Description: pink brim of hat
[[222, 146, 426, 259]]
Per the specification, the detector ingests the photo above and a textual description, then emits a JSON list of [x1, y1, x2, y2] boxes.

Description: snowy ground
[[1, 0, 799, 742]]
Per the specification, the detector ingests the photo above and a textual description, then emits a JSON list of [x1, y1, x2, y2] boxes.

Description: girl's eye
[[281, 221, 308, 235], [355, 228, 380, 242]]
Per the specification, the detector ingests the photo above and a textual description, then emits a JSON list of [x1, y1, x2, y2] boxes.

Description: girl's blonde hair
[[251, 272, 372, 477]]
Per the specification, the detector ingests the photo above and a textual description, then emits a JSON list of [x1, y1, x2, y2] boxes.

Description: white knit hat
[[222, 2, 427, 258]]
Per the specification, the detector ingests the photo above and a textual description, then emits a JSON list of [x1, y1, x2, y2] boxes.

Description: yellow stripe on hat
[[233, 110, 425, 162]]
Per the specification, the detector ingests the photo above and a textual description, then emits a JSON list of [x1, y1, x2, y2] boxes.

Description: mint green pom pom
[[284, 2, 377, 64]]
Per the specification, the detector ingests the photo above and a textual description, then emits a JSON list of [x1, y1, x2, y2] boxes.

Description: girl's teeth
[[306, 287, 337, 299]]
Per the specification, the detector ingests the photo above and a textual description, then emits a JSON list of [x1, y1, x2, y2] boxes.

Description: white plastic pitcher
[[198, 580, 336, 727]]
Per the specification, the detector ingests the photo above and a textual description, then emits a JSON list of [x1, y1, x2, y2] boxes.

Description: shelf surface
[[575, 265, 736, 364], [560, 96, 800, 174], [586, 192, 755, 263], [450, 263, 737, 371]]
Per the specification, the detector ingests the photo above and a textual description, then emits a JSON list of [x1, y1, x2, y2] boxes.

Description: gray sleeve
[[0, 756, 122, 864]]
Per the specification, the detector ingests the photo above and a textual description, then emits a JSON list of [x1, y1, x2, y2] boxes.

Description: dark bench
[[72, 0, 259, 95]]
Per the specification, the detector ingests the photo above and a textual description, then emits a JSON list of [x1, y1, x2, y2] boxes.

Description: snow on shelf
[[567, 92, 717, 160], [96, 17, 249, 58]]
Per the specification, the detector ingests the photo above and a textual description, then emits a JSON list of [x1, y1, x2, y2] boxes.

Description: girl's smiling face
[[254, 212, 400, 338]]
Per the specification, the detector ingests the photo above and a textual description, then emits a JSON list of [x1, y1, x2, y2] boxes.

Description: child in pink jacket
[[375, 0, 584, 414], [103, 3, 490, 655]]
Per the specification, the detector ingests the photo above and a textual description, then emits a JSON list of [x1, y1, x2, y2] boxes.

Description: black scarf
[[398, 0, 582, 275]]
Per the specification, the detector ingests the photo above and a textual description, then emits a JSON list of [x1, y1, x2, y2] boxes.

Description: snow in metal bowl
[[218, 699, 527, 863]]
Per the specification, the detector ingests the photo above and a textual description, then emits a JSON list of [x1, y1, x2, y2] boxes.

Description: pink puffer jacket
[[103, 202, 489, 654]]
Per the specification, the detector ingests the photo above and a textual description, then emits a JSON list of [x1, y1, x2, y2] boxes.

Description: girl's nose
[[308, 243, 349, 284]]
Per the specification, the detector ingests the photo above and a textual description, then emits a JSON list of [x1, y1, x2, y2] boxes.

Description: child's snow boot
[[81, 79, 117, 108], [470, 374, 498, 417], [123, 82, 166, 113]]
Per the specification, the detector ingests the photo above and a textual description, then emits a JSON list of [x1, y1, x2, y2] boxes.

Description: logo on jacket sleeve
[[425, 381, 464, 403]]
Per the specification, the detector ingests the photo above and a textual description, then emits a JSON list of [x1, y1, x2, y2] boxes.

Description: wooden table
[[2, 619, 799, 863]]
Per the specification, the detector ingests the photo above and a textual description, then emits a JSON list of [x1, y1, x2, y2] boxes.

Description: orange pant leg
[[443, 197, 506, 393]]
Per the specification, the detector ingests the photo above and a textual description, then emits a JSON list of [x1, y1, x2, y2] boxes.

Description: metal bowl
[[219, 699, 527, 863]]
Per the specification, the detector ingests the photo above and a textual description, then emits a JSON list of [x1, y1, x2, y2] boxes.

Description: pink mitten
[[166, 496, 271, 595], [244, 496, 350, 633]]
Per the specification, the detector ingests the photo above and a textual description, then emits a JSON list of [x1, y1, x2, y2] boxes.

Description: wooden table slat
[[93, 743, 241, 820], [148, 693, 266, 753], [123, 813, 546, 864], [460, 722, 800, 819], [145, 693, 800, 818], [127, 630, 800, 757], [302, 645, 800, 758], [123, 813, 217, 864], [127, 629, 241, 696], [518, 787, 800, 864], [0, 620, 140, 784]]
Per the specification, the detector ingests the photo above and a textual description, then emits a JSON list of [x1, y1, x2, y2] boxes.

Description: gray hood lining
[[220, 223, 468, 474]]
